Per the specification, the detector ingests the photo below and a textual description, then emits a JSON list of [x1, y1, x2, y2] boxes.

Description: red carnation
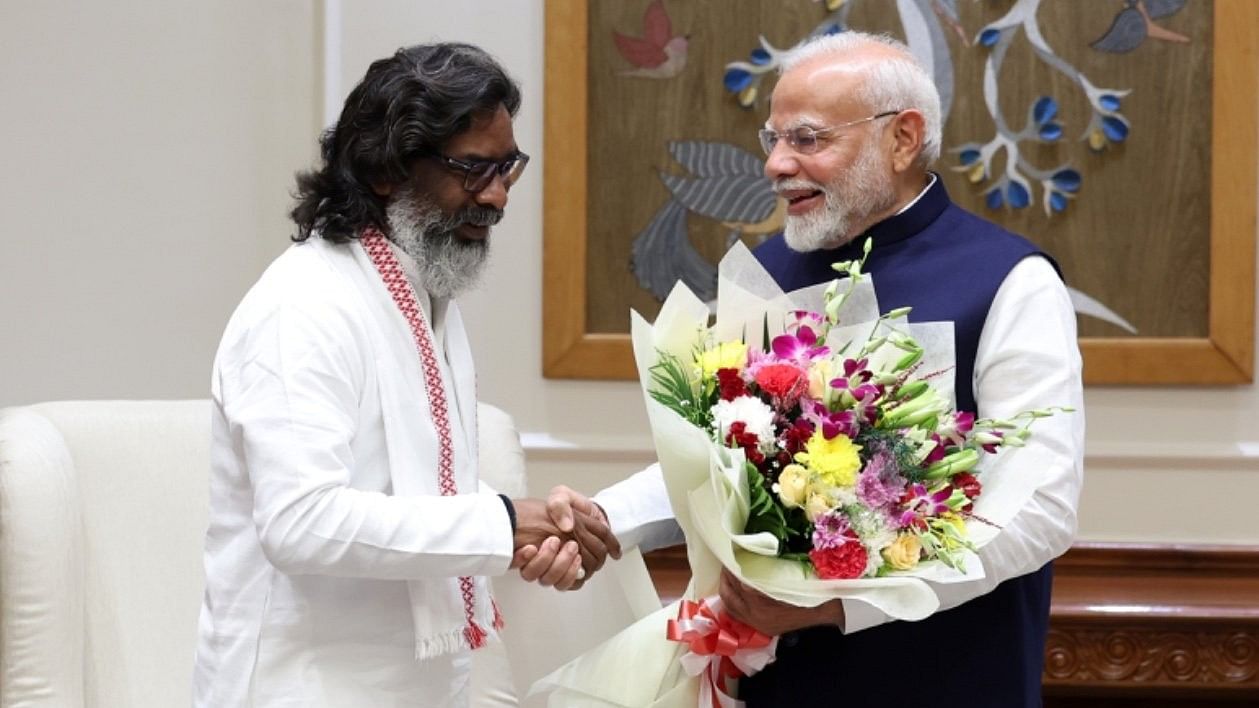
[[725, 421, 765, 465], [715, 368, 747, 401], [809, 540, 869, 580], [753, 363, 805, 399], [780, 418, 814, 455]]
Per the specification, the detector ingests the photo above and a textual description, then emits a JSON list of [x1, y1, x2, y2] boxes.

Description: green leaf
[[742, 463, 789, 553]]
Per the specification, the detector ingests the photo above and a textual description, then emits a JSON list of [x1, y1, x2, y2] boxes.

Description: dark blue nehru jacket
[[742, 177, 1060, 708]]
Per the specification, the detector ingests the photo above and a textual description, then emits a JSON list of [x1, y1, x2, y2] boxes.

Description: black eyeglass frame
[[430, 151, 531, 193]]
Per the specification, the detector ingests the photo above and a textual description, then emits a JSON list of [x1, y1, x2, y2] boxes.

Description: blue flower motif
[[724, 68, 753, 93], [1101, 116, 1129, 142], [1033, 96, 1058, 125], [985, 187, 1004, 210], [1006, 181, 1031, 209], [979, 28, 1002, 47], [1051, 169, 1082, 193], [1038, 123, 1062, 142], [1049, 191, 1069, 213], [1099, 94, 1122, 112], [750, 48, 771, 66], [959, 148, 981, 166]]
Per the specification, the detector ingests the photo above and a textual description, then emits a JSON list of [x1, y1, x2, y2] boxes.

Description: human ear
[[889, 110, 926, 172]]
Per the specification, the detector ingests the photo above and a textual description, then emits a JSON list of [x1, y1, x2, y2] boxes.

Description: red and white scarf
[[360, 227, 503, 658]]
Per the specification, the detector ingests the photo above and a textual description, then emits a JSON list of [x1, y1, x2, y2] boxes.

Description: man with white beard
[[193, 42, 619, 707], [549, 30, 1084, 708]]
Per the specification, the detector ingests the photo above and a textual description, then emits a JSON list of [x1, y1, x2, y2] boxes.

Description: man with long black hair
[[194, 43, 617, 707]]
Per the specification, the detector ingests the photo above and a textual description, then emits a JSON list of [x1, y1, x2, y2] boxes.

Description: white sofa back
[[0, 400, 211, 706], [0, 400, 659, 707]]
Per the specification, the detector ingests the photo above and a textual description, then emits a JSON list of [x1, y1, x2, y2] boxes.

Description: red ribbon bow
[[666, 596, 778, 708]]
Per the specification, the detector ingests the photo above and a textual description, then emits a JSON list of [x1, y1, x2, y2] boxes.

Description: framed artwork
[[543, 0, 1256, 384]]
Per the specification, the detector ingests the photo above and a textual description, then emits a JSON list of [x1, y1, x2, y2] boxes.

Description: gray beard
[[385, 186, 500, 298], [779, 139, 898, 252]]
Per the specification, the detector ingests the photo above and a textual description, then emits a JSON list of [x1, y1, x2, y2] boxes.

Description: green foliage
[[743, 462, 790, 552], [742, 463, 814, 557], [648, 351, 711, 428], [854, 427, 925, 482]]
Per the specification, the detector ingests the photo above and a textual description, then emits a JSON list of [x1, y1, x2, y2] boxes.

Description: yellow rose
[[794, 430, 863, 488], [882, 533, 922, 571], [804, 491, 836, 522], [696, 341, 748, 377], [774, 464, 809, 508]]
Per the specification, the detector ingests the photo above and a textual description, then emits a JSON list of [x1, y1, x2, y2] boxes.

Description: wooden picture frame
[[543, 0, 1256, 384]]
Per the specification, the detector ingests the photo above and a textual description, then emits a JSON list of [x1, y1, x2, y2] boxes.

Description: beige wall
[[3, 1, 1256, 544], [0, 0, 317, 405]]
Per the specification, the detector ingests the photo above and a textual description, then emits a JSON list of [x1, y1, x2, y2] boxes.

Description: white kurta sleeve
[[217, 298, 514, 580], [593, 463, 685, 554], [841, 255, 1085, 633]]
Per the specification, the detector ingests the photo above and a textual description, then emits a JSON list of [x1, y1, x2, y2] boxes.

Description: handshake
[[509, 486, 621, 592]]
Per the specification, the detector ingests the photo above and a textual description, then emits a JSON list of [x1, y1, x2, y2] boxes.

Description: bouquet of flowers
[[532, 242, 1066, 708], [646, 238, 1059, 583]]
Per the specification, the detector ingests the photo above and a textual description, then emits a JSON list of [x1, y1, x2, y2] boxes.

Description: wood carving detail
[[1045, 628, 1259, 685]]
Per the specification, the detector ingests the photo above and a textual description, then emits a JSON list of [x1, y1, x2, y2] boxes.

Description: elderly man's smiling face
[[762, 54, 901, 251]]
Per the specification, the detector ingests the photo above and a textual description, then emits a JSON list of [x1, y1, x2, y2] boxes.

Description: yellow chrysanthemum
[[794, 430, 863, 488], [696, 341, 747, 377]]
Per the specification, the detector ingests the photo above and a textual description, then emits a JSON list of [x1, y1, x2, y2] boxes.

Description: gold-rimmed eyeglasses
[[758, 111, 902, 156]]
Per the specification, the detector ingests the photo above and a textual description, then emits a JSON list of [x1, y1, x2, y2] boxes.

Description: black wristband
[[498, 494, 517, 534]]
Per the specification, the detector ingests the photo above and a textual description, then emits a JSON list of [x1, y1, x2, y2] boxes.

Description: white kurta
[[193, 236, 514, 707]]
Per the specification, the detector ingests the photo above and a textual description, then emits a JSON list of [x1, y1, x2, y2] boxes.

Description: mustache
[[457, 206, 504, 227], [773, 179, 826, 196]]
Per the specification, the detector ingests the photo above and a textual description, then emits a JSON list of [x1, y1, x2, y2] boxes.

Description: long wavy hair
[[290, 43, 521, 243]]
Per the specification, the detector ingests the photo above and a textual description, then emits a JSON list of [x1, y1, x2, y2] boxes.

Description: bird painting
[[613, 0, 689, 79], [1091, 0, 1189, 53], [631, 141, 779, 302]]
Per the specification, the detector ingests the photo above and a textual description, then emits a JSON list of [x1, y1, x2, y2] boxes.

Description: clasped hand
[[509, 486, 621, 591]]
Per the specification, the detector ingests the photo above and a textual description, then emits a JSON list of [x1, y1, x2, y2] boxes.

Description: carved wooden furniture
[[643, 542, 1259, 705]]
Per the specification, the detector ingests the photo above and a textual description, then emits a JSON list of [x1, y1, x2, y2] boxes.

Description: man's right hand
[[510, 497, 619, 590]]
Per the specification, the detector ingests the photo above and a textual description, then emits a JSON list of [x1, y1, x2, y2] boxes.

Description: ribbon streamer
[[666, 596, 778, 708]]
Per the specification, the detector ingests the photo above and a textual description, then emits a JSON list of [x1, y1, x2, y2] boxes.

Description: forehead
[[768, 58, 868, 128], [442, 104, 517, 158]]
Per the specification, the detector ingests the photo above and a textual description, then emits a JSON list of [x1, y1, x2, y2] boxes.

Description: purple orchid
[[771, 325, 829, 366], [897, 483, 953, 530], [829, 358, 881, 401], [937, 411, 975, 448], [805, 400, 857, 439]]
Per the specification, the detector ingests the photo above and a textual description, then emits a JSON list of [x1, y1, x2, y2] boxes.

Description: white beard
[[779, 139, 898, 252], [385, 185, 499, 298]]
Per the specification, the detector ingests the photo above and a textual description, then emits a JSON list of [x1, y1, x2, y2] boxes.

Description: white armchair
[[0, 400, 658, 707]]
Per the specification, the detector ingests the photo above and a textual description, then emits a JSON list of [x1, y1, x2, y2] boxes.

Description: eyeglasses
[[758, 111, 902, 156], [431, 151, 530, 192]]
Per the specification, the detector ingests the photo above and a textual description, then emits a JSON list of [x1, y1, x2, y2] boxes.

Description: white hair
[[779, 31, 942, 166]]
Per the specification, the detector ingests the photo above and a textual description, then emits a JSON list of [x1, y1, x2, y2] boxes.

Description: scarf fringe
[[413, 613, 502, 660]]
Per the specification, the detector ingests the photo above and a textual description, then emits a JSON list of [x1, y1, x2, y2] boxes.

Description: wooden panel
[[642, 542, 1259, 701], [542, 0, 1257, 384]]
